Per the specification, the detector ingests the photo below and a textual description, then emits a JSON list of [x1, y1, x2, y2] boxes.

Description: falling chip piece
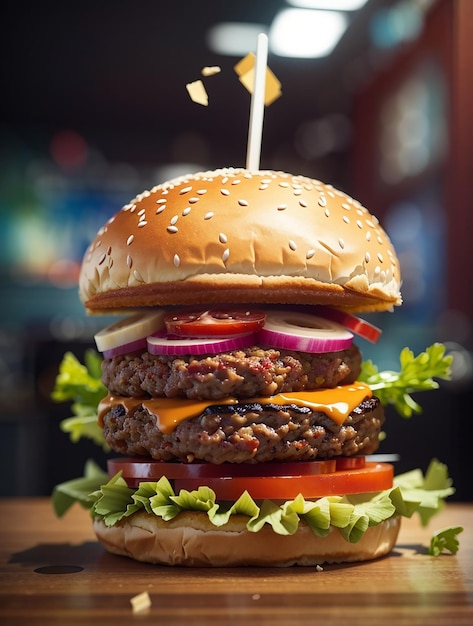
[[201, 65, 221, 76], [234, 52, 282, 105], [186, 80, 209, 106], [130, 591, 152, 613]]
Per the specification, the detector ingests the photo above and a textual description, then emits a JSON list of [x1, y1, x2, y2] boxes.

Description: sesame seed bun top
[[79, 168, 402, 313]]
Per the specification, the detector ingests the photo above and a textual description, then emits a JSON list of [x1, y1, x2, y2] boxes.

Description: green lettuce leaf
[[51, 350, 108, 449], [51, 459, 108, 517], [429, 526, 463, 556], [393, 459, 455, 526], [359, 343, 452, 418]]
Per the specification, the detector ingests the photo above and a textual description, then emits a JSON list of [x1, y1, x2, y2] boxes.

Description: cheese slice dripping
[[98, 383, 372, 435]]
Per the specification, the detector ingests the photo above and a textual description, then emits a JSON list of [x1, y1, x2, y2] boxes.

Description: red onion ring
[[147, 332, 257, 356], [256, 310, 353, 353]]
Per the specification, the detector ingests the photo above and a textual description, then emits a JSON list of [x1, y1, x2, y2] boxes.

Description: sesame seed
[[98, 253, 106, 265], [180, 186, 192, 195], [377, 236, 384, 245], [170, 215, 178, 225], [356, 220, 363, 229], [365, 252, 371, 263], [222, 248, 230, 263], [138, 221, 147, 228], [293, 189, 302, 196], [189, 197, 200, 204], [366, 219, 375, 228], [342, 203, 351, 210], [133, 269, 144, 282], [204, 212, 214, 220], [343, 215, 350, 224], [259, 184, 269, 190], [366, 231, 371, 242], [182, 207, 191, 216], [156, 205, 166, 214], [137, 208, 146, 216], [324, 208, 330, 218], [173, 254, 181, 267], [220, 189, 230, 196], [127, 255, 133, 268], [127, 235, 134, 246], [289, 240, 297, 251], [238, 199, 249, 206], [167, 225, 178, 233], [299, 199, 308, 207], [219, 233, 228, 244], [339, 238, 345, 249], [279, 182, 289, 188], [277, 203, 287, 211], [318, 195, 327, 207], [222, 177, 229, 184], [377, 252, 384, 263], [231, 179, 241, 185], [306, 249, 315, 259], [197, 189, 207, 195], [156, 198, 166, 204]]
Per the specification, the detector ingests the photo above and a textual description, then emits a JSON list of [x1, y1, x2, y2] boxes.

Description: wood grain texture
[[1, 498, 472, 625]]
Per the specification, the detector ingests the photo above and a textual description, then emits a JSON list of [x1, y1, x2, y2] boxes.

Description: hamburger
[[52, 167, 454, 567]]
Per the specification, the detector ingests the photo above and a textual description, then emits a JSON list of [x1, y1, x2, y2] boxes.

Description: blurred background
[[1, 0, 471, 500]]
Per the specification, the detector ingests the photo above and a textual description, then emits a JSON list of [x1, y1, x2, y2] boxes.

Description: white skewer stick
[[246, 33, 268, 171]]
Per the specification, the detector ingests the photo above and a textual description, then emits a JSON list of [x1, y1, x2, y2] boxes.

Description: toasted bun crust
[[93, 511, 401, 567], [79, 168, 401, 314]]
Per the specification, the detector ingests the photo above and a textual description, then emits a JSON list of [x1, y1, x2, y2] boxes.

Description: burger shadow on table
[[10, 541, 428, 574]]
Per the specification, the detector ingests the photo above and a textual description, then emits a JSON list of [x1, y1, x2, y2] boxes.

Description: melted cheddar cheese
[[98, 382, 372, 435]]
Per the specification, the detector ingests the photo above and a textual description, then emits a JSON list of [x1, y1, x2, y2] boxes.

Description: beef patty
[[101, 344, 362, 401], [102, 396, 384, 464]]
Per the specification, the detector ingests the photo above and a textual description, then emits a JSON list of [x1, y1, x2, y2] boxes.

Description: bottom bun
[[93, 511, 402, 567]]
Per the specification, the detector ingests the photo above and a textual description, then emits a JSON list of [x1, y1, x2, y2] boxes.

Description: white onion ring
[[95, 311, 167, 353], [102, 337, 149, 359], [256, 310, 353, 353], [147, 332, 257, 356]]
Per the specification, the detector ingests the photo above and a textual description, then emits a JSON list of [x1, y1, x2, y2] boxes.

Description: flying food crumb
[[201, 65, 221, 76], [316, 564, 324, 572], [130, 591, 152, 613], [186, 80, 209, 106]]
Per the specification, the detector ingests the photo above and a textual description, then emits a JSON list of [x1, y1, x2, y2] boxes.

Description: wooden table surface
[[1, 498, 472, 625]]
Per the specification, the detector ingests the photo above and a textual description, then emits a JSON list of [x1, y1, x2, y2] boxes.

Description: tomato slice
[[108, 458, 337, 485], [108, 457, 392, 500], [335, 455, 366, 470], [312, 306, 382, 344], [164, 309, 266, 337], [173, 463, 392, 500]]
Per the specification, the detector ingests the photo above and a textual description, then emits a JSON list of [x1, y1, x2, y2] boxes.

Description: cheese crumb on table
[[130, 591, 152, 613]]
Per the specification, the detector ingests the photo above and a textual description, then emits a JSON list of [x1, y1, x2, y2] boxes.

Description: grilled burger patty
[[101, 344, 362, 401], [102, 396, 383, 463]]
